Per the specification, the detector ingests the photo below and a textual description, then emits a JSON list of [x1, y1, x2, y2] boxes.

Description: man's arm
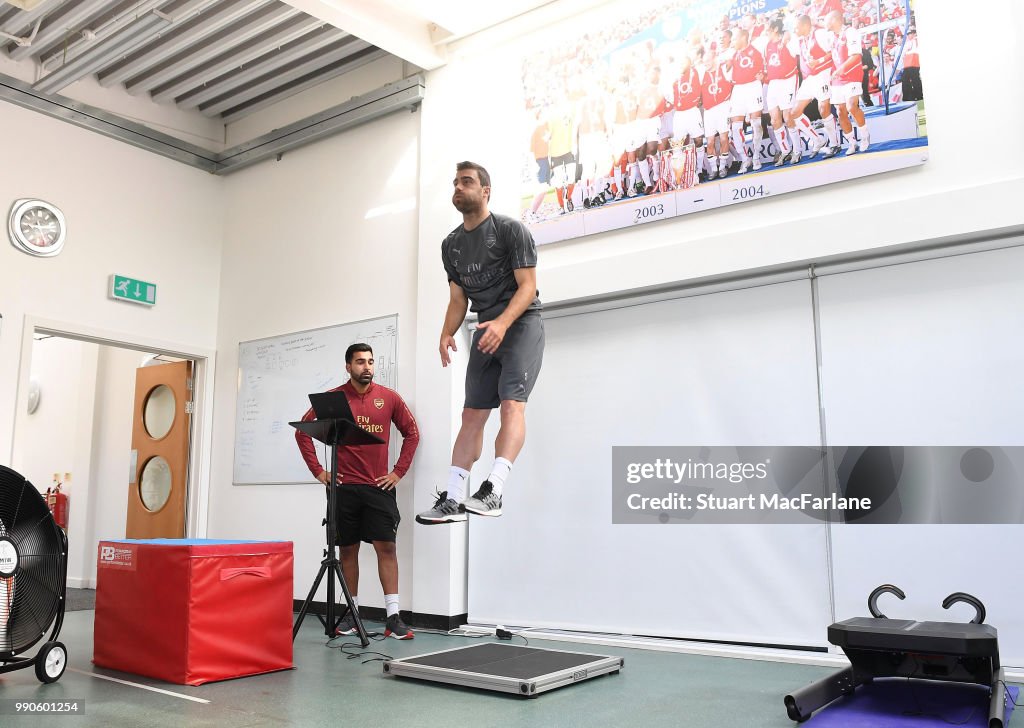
[[476, 267, 537, 355], [295, 407, 330, 484], [440, 281, 469, 367], [375, 395, 420, 490]]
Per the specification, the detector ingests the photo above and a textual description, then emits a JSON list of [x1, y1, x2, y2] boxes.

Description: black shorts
[[332, 484, 400, 546], [465, 311, 545, 409]]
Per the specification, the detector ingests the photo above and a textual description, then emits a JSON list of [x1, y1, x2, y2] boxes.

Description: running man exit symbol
[[109, 274, 157, 306]]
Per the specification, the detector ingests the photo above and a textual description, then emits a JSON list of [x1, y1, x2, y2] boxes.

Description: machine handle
[[868, 584, 906, 618], [942, 592, 986, 624]]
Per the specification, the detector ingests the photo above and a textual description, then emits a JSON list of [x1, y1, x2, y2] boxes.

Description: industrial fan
[[0, 464, 68, 683]]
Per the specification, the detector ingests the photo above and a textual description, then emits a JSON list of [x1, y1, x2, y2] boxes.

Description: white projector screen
[[467, 280, 832, 647], [816, 245, 1024, 664]]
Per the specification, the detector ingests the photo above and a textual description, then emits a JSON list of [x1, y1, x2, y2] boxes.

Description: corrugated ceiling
[[0, 0, 388, 123]]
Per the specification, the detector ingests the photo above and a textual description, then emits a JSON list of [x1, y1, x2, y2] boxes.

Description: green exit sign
[[110, 274, 157, 306]]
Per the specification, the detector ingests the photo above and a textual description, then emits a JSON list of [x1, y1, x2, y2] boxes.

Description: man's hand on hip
[[375, 472, 401, 490]]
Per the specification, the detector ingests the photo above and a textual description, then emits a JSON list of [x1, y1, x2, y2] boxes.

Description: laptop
[[308, 391, 355, 421]]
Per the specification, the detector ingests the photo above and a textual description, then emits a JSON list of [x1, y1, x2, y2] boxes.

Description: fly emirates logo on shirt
[[356, 414, 385, 434]]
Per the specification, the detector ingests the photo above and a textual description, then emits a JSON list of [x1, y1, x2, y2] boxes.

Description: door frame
[[12, 315, 216, 541]]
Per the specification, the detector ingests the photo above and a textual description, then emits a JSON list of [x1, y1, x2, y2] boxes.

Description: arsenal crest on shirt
[[374, 398, 385, 410]]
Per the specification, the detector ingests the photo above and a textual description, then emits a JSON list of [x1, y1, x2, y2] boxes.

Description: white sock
[[730, 121, 746, 161], [350, 595, 359, 611], [858, 125, 869, 143], [638, 158, 652, 186], [385, 594, 400, 618], [795, 114, 815, 144], [447, 465, 469, 502], [823, 114, 839, 146], [750, 119, 763, 159], [487, 457, 513, 496], [778, 126, 792, 154]]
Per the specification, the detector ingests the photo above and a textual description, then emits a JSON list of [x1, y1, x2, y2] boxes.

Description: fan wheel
[[35, 641, 67, 683]]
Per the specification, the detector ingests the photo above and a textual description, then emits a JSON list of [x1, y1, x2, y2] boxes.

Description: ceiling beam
[[8, 0, 110, 61], [176, 26, 350, 111], [150, 14, 322, 105], [280, 0, 444, 70], [34, 11, 172, 95], [123, 2, 298, 96], [197, 37, 371, 117], [96, 0, 271, 89], [217, 46, 384, 124]]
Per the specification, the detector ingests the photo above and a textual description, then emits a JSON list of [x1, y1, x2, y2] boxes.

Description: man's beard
[[453, 196, 479, 214]]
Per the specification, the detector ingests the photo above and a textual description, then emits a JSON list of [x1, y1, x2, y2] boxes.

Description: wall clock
[[8, 199, 66, 257]]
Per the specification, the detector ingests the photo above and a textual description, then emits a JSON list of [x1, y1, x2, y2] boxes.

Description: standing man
[[790, 14, 841, 162], [763, 19, 800, 166], [727, 27, 766, 174], [900, 28, 922, 102], [417, 161, 544, 525], [295, 344, 419, 639], [826, 10, 871, 156]]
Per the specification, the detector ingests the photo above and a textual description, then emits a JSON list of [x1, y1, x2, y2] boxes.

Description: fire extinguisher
[[47, 473, 69, 530]]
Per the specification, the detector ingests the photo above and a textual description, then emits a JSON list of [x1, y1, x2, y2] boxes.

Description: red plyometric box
[[94, 539, 294, 685]]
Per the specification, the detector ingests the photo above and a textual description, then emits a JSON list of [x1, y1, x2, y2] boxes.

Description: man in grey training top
[[416, 161, 545, 524]]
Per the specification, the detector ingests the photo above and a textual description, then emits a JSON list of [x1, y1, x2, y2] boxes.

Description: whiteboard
[[233, 315, 398, 484]]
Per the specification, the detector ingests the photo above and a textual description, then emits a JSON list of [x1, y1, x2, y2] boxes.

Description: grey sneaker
[[415, 489, 467, 525], [385, 613, 414, 640], [462, 481, 502, 517], [335, 608, 359, 636]]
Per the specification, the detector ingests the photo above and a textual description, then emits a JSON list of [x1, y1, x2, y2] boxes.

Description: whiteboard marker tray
[[383, 643, 623, 696]]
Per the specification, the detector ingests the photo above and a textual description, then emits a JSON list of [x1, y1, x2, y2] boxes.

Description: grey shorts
[[465, 312, 545, 409]]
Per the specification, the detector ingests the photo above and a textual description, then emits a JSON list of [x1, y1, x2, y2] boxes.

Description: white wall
[[11, 336, 97, 587], [422, 0, 1023, 302], [209, 102, 422, 611], [412, 0, 1024, 618], [12, 337, 89, 493], [0, 97, 223, 592], [0, 100, 224, 469]]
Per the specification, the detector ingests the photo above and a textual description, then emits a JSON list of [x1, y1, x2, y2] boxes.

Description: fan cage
[[0, 465, 66, 660]]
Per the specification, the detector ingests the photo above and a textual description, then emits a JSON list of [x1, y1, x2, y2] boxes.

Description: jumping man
[[417, 162, 544, 525]]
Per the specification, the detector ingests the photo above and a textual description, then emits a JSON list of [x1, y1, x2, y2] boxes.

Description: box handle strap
[[220, 567, 271, 581]]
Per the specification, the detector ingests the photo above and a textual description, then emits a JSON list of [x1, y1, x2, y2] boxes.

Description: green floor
[[0, 611, 874, 727]]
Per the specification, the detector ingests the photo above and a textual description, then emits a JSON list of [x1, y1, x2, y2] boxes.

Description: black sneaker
[[335, 608, 359, 636], [415, 489, 467, 525], [384, 613, 414, 640], [462, 480, 502, 517]]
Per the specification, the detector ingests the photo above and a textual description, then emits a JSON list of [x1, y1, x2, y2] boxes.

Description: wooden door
[[126, 360, 192, 538]]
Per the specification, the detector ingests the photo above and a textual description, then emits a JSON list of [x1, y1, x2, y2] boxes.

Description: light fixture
[[33, 13, 173, 96]]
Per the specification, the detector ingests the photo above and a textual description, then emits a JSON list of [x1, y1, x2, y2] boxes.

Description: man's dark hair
[[345, 343, 372, 364], [456, 161, 491, 189], [770, 18, 785, 35]]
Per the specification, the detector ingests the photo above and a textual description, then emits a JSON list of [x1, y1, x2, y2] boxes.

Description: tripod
[[290, 417, 383, 647]]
